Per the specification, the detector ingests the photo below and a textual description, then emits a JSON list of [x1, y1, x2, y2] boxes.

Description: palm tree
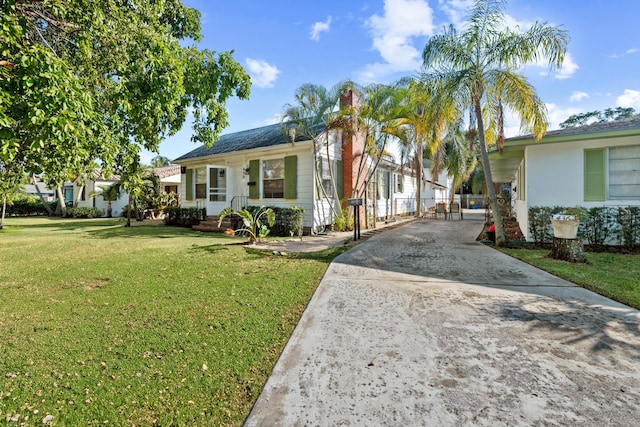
[[431, 125, 478, 208], [421, 0, 568, 245], [282, 82, 348, 223], [94, 183, 121, 218], [387, 78, 459, 217]]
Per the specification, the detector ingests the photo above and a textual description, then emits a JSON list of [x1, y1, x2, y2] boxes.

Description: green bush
[[245, 205, 305, 237], [163, 207, 206, 227], [529, 205, 640, 247], [65, 207, 104, 218], [5, 194, 52, 216], [615, 206, 640, 248], [580, 207, 615, 246]]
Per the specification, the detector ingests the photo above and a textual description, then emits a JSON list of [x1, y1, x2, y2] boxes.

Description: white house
[[173, 119, 451, 233], [489, 118, 640, 241], [65, 165, 181, 217]]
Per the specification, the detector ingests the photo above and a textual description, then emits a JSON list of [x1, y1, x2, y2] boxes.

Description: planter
[[551, 215, 580, 239]]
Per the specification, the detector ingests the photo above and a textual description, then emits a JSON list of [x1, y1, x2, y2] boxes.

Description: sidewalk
[[244, 212, 640, 426]]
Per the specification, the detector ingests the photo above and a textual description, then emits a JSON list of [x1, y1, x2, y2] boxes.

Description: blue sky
[[147, 0, 640, 163]]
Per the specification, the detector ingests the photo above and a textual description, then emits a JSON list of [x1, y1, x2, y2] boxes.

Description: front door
[[207, 166, 227, 215]]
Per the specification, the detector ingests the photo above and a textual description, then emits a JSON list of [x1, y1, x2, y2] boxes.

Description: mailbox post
[[347, 198, 363, 241]]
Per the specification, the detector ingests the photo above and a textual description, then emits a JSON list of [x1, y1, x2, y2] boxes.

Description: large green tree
[[1, 0, 250, 197], [421, 0, 568, 245], [559, 107, 638, 128]]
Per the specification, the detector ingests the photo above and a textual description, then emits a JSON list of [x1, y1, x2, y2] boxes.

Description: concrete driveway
[[245, 213, 640, 426]]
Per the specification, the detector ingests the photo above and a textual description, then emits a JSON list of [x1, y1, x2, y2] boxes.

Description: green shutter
[[186, 168, 193, 201], [249, 160, 259, 199], [284, 155, 297, 199], [336, 160, 344, 199], [584, 148, 605, 201], [376, 171, 381, 200]]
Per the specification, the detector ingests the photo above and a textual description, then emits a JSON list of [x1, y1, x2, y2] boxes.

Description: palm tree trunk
[[416, 138, 423, 218], [475, 98, 506, 246]]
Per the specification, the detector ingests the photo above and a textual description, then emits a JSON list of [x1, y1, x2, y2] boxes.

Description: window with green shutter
[[584, 148, 605, 201]]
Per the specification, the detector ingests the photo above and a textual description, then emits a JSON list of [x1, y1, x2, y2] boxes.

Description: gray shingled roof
[[507, 117, 640, 142], [173, 122, 313, 162]]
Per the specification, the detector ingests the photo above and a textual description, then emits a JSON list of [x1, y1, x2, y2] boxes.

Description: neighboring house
[[65, 170, 127, 217], [22, 183, 56, 202], [154, 164, 181, 194], [489, 119, 640, 241], [173, 121, 450, 233], [65, 165, 181, 217]]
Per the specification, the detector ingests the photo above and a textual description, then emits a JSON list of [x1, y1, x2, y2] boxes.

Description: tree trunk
[[74, 184, 84, 208], [126, 195, 132, 227], [549, 237, 588, 263], [474, 97, 506, 246], [416, 137, 423, 218], [31, 176, 54, 215], [1, 196, 6, 230], [56, 186, 67, 217]]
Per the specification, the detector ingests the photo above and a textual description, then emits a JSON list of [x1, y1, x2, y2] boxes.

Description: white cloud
[[245, 58, 280, 88], [554, 52, 578, 79], [617, 89, 640, 109], [569, 91, 589, 102], [626, 47, 639, 54], [359, 0, 436, 82], [438, 0, 475, 28], [311, 16, 332, 41]]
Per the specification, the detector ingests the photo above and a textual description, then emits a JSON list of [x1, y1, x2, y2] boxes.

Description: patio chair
[[449, 202, 463, 220], [435, 202, 447, 219]]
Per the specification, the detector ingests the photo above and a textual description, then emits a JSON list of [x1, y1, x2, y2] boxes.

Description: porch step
[[192, 215, 235, 233]]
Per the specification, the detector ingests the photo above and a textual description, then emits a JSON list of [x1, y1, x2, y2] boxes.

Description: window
[[263, 159, 284, 198], [208, 167, 226, 202], [394, 173, 404, 193], [584, 145, 640, 201], [609, 145, 640, 199], [195, 168, 207, 199]]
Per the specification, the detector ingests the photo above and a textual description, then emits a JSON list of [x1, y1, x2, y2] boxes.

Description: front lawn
[[0, 217, 346, 426], [499, 247, 640, 309]]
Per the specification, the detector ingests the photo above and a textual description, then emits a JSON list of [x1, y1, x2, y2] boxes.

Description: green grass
[[499, 247, 640, 309], [0, 217, 347, 426]]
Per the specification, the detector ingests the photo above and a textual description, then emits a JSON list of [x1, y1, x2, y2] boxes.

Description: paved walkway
[[245, 212, 640, 426]]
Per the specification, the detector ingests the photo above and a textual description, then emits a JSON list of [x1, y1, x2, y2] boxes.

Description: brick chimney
[[339, 90, 367, 200]]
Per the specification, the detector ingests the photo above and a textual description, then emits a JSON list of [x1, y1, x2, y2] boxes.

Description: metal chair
[[449, 202, 463, 220], [435, 202, 447, 219]]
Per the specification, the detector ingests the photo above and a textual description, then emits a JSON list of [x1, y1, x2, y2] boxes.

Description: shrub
[[163, 207, 206, 227], [528, 206, 554, 244], [65, 207, 104, 218], [6, 194, 51, 216], [580, 207, 615, 246], [615, 206, 640, 248], [245, 205, 306, 237]]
